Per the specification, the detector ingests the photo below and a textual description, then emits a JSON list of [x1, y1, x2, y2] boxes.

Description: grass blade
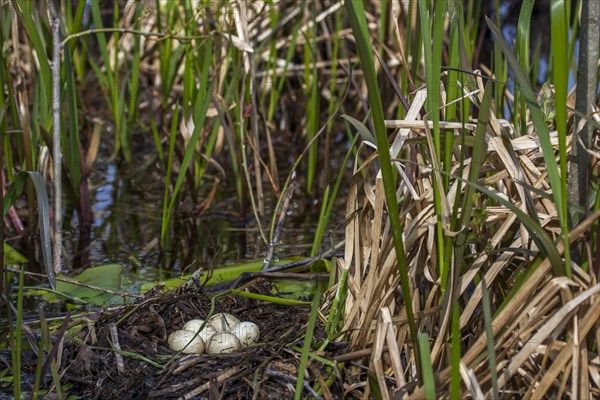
[[12, 267, 24, 399], [550, 0, 570, 270], [160, 104, 180, 244], [450, 299, 461, 399], [3, 172, 54, 288], [161, 43, 213, 243], [311, 132, 359, 257], [305, 12, 319, 195], [454, 80, 493, 268], [229, 289, 310, 306], [12, 0, 52, 102], [481, 276, 498, 398], [486, 16, 569, 277], [326, 268, 348, 337], [419, 0, 448, 290], [418, 333, 436, 399], [443, 171, 564, 276], [515, 0, 535, 132], [344, 0, 419, 375], [294, 287, 321, 399]]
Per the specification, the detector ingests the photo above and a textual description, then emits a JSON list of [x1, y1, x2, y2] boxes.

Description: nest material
[[56, 284, 336, 399]]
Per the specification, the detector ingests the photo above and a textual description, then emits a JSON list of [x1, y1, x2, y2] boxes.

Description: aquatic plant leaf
[[55, 264, 122, 304], [4, 243, 27, 264], [309, 258, 331, 273], [271, 279, 326, 300], [140, 257, 303, 294]]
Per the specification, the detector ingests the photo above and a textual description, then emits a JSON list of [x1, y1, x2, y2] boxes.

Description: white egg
[[168, 330, 205, 354], [182, 319, 217, 343], [207, 332, 242, 354], [208, 313, 240, 332], [230, 321, 260, 347], [182, 319, 206, 332]]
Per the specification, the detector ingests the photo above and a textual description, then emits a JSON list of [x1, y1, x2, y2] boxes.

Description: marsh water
[[80, 140, 347, 279]]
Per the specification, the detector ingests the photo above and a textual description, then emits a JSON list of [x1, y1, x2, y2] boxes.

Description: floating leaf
[[55, 264, 123, 304], [140, 257, 303, 294], [4, 243, 27, 264], [271, 279, 327, 300]]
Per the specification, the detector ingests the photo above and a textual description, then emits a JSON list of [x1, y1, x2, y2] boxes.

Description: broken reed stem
[[263, 172, 297, 269], [266, 368, 322, 399], [109, 322, 125, 375], [49, 0, 62, 275]]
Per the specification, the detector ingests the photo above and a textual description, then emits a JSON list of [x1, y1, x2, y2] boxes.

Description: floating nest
[[54, 283, 340, 399]]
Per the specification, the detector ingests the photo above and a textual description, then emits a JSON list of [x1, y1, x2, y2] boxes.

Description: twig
[[3, 267, 143, 299], [180, 365, 243, 400], [87, 345, 165, 369], [262, 172, 297, 269], [115, 297, 160, 325], [211, 239, 344, 291], [265, 368, 323, 399], [172, 355, 205, 375], [61, 28, 208, 47], [39, 312, 70, 385], [333, 346, 388, 362], [108, 323, 125, 375], [244, 128, 279, 194], [148, 374, 204, 398]]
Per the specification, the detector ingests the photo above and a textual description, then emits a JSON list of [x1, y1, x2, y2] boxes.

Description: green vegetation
[[1, 0, 599, 398]]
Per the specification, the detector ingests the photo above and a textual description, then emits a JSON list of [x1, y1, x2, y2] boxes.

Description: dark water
[[69, 140, 346, 287]]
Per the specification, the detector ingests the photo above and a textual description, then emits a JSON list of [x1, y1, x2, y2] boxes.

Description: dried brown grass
[[328, 75, 600, 398]]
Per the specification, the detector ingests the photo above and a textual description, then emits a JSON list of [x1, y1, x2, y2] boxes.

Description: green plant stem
[[344, 0, 420, 378], [418, 333, 436, 399], [12, 267, 24, 399], [550, 0, 571, 275], [294, 286, 321, 399]]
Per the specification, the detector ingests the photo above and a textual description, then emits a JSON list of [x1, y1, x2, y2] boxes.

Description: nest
[[56, 283, 338, 399]]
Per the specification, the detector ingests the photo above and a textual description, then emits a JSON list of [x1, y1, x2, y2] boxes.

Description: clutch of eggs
[[168, 313, 260, 355]]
